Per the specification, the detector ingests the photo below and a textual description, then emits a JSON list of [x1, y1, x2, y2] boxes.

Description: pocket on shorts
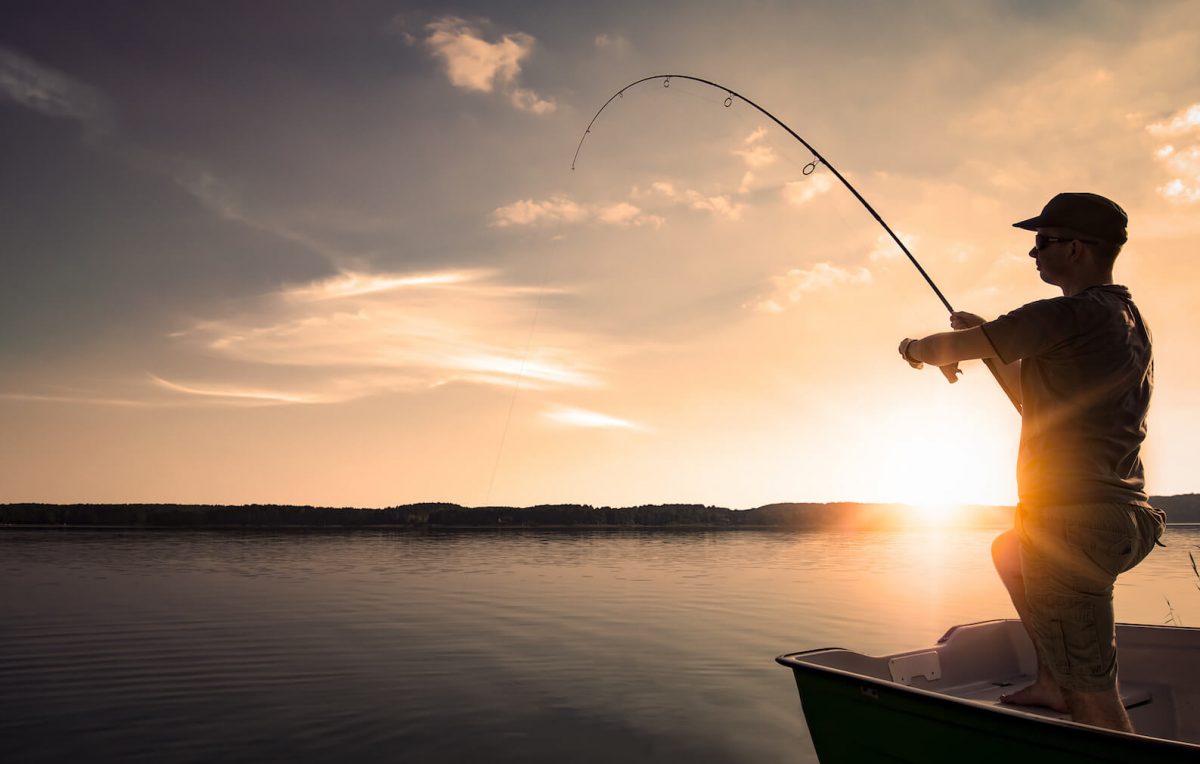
[[1071, 524, 1134, 579], [1042, 595, 1118, 690]]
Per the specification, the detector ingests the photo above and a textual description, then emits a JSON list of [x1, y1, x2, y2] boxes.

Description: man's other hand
[[950, 311, 986, 330]]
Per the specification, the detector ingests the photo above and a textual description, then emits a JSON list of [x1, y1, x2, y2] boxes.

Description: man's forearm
[[908, 327, 997, 366], [907, 327, 1023, 404]]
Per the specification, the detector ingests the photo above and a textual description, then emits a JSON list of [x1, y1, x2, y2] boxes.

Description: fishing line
[[483, 206, 563, 506], [483, 292, 543, 507], [572, 74, 1022, 413]]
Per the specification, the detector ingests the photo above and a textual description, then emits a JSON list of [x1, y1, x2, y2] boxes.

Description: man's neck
[[1060, 272, 1115, 297]]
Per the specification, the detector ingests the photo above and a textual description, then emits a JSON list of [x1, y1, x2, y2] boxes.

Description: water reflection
[[1, 527, 1197, 763]]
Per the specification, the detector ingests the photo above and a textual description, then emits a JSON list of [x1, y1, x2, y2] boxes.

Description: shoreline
[[3, 497, 1197, 529]]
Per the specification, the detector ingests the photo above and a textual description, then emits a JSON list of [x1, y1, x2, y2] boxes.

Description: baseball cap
[[1012, 192, 1128, 244]]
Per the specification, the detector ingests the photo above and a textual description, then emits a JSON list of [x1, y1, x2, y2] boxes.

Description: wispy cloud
[[0, 392, 158, 408], [544, 406, 642, 430], [284, 270, 480, 301], [0, 45, 113, 137], [172, 168, 348, 264], [148, 376, 333, 405], [424, 16, 555, 114], [594, 34, 629, 53], [1149, 103, 1200, 204], [684, 191, 745, 221], [733, 127, 777, 170], [1148, 104, 1200, 137], [490, 195, 586, 227], [156, 269, 601, 406], [632, 181, 746, 221], [490, 194, 663, 228], [175, 169, 248, 223], [750, 263, 872, 313], [649, 181, 677, 198], [595, 202, 649, 226], [868, 231, 918, 263], [782, 175, 834, 207]]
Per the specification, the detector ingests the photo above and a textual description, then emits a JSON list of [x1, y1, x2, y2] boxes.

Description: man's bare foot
[[999, 679, 1068, 713]]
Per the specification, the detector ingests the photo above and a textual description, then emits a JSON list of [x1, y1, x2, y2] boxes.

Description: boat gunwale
[[934, 618, 1200, 643], [775, 619, 1200, 752]]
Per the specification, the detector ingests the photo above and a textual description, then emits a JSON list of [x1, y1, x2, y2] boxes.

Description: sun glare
[[910, 502, 963, 526], [837, 393, 1019, 509]]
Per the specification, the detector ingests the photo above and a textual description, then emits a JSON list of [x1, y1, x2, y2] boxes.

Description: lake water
[[3, 525, 1199, 763]]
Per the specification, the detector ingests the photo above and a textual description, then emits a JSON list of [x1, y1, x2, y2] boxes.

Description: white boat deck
[[940, 675, 1155, 719]]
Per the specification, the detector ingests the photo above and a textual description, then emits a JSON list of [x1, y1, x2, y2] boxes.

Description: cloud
[[733, 127, 777, 170], [1147, 103, 1200, 137], [510, 87, 555, 114], [737, 172, 755, 195], [0, 45, 113, 137], [424, 16, 555, 114], [425, 16, 526, 91], [156, 269, 601, 406], [1148, 103, 1200, 204], [631, 182, 745, 221], [0, 392, 158, 408], [175, 169, 247, 223], [782, 175, 834, 207], [594, 34, 629, 52], [490, 195, 586, 227], [684, 191, 745, 221], [491, 195, 663, 228], [283, 270, 486, 302], [173, 168, 346, 263], [751, 262, 872, 313], [1156, 151, 1200, 203], [149, 376, 333, 405], [596, 202, 645, 225], [868, 231, 919, 263], [544, 406, 641, 430]]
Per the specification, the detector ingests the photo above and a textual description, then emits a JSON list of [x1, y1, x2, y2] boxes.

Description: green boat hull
[[780, 649, 1199, 763]]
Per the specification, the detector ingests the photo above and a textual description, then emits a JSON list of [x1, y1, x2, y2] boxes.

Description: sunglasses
[[1034, 234, 1102, 251], [1034, 235, 1074, 251]]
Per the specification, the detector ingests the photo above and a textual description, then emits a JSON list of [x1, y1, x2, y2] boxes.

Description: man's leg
[[1062, 687, 1133, 732], [1013, 503, 1163, 732], [991, 529, 1066, 712], [1052, 506, 1163, 731]]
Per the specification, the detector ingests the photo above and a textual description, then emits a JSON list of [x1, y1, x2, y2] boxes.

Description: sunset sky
[[3, 1, 1199, 509]]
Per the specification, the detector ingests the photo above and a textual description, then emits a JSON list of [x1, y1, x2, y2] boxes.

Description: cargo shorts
[[1016, 502, 1165, 692]]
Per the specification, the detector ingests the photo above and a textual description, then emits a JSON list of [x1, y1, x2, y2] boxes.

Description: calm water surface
[[3, 526, 1199, 763]]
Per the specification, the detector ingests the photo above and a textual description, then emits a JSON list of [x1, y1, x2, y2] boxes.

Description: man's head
[[1013, 192, 1128, 245], [1014, 193, 1127, 289]]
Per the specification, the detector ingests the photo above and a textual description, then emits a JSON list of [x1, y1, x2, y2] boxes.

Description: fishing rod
[[572, 74, 1022, 413]]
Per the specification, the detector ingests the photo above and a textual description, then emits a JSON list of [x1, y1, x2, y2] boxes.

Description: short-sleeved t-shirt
[[980, 285, 1152, 509]]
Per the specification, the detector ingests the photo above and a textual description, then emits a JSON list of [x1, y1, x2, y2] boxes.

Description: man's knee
[[992, 529, 1021, 579]]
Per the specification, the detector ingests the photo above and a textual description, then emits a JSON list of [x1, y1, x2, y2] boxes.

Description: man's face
[[1029, 228, 1076, 286]]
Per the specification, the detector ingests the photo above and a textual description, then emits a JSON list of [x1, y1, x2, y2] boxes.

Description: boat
[[776, 619, 1200, 763]]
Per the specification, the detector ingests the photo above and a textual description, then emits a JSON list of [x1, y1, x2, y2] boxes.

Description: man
[[896, 192, 1164, 732]]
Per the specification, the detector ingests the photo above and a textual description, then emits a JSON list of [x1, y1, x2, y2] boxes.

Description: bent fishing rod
[[572, 74, 1022, 413]]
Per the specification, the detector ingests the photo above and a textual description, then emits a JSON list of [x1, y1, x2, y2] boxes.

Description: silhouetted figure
[[897, 192, 1164, 732]]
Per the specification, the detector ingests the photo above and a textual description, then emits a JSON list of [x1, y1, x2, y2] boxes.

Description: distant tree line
[[2, 496, 1196, 530]]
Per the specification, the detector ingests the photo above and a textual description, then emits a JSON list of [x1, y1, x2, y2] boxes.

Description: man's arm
[[900, 321, 1023, 405], [907, 327, 996, 366]]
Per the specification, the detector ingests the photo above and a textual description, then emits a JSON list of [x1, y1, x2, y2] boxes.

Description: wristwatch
[[901, 338, 924, 367]]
